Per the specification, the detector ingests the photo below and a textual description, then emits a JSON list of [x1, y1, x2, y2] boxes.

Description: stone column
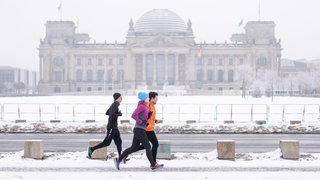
[[157, 140, 171, 159], [39, 56, 43, 81], [24, 140, 44, 159], [280, 140, 299, 159], [217, 140, 235, 159], [89, 139, 107, 159]]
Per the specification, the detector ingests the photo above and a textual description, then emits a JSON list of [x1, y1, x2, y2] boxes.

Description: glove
[[141, 121, 149, 127], [148, 111, 153, 119], [117, 110, 122, 116]]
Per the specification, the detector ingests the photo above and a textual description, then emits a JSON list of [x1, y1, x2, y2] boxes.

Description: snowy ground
[[0, 149, 320, 180], [1, 95, 320, 179]]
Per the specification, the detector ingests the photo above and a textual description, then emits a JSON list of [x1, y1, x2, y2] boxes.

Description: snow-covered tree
[[236, 65, 254, 97]]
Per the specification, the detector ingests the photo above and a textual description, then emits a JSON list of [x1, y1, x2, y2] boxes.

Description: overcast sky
[[1, 0, 320, 71]]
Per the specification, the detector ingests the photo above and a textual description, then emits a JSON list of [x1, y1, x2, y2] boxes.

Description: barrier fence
[[0, 103, 319, 123]]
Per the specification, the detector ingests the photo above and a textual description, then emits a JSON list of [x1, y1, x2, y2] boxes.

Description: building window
[[118, 58, 124, 65], [117, 69, 124, 83], [228, 70, 234, 82], [87, 58, 92, 65], [135, 54, 143, 81], [76, 87, 81, 92], [156, 54, 165, 86], [207, 58, 213, 65], [167, 54, 175, 85], [197, 58, 203, 65], [97, 70, 104, 82], [76, 58, 81, 65], [219, 87, 223, 91], [98, 58, 103, 66], [196, 69, 203, 81], [54, 86, 61, 93], [218, 58, 223, 66], [109, 58, 113, 65], [98, 87, 102, 91], [54, 71, 62, 82], [107, 69, 113, 83], [0, 70, 14, 82], [229, 58, 233, 65], [87, 87, 92, 91], [146, 54, 153, 85], [207, 70, 213, 82], [239, 58, 244, 65], [53, 57, 64, 66], [257, 57, 267, 65], [178, 54, 186, 82], [87, 70, 93, 82], [218, 70, 224, 82], [76, 70, 82, 82]]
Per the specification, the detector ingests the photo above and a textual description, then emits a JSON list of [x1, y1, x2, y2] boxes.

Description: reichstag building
[[38, 9, 282, 94]]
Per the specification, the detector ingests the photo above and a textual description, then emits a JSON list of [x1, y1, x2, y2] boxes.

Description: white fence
[[1, 103, 319, 123]]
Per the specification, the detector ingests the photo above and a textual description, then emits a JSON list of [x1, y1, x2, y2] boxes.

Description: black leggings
[[134, 131, 159, 162], [92, 128, 122, 157], [119, 128, 156, 167]]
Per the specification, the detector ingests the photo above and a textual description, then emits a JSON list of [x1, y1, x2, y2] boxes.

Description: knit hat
[[113, 92, 121, 100], [138, 92, 148, 101]]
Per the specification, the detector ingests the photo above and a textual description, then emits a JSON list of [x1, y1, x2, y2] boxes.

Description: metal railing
[[1, 103, 319, 123]]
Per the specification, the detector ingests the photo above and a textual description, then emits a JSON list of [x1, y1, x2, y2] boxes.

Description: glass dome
[[134, 9, 187, 35]]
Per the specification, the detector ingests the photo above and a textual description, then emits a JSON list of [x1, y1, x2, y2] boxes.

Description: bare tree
[[237, 65, 254, 98], [0, 83, 6, 94], [13, 82, 26, 94]]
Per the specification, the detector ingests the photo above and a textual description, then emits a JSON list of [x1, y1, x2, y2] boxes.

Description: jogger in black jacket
[[87, 92, 123, 158]]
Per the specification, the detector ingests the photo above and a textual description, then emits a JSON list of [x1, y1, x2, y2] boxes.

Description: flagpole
[[58, 2, 62, 21], [76, 18, 79, 33], [258, 0, 261, 21]]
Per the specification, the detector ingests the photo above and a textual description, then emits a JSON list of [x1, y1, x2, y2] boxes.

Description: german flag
[[197, 45, 203, 57]]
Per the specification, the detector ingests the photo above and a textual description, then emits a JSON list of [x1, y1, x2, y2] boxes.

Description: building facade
[[0, 66, 38, 94], [38, 9, 282, 94]]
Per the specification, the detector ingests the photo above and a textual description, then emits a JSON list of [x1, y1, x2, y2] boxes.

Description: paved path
[[1, 133, 320, 153]]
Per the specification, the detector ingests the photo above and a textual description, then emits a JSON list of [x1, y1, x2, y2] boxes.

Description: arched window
[[228, 70, 234, 82], [54, 71, 62, 82], [156, 54, 165, 86], [87, 70, 93, 82], [207, 70, 213, 82], [97, 70, 104, 82], [76, 70, 82, 82], [218, 70, 224, 82], [146, 54, 153, 85], [196, 69, 203, 81], [167, 54, 175, 85]]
